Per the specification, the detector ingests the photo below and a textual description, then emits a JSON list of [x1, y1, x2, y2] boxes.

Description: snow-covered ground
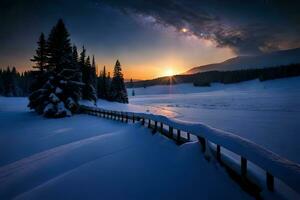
[[122, 77, 300, 164], [1, 77, 300, 199], [0, 97, 255, 199]]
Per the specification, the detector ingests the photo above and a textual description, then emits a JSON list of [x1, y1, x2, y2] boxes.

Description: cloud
[[99, 0, 300, 55]]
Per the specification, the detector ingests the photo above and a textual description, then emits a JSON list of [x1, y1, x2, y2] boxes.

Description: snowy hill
[[185, 48, 300, 74]]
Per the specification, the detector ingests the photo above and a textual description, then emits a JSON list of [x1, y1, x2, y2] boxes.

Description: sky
[[1, 0, 300, 79]]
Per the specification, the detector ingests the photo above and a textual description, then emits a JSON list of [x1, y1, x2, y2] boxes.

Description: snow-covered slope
[[0, 97, 252, 200], [185, 48, 300, 74]]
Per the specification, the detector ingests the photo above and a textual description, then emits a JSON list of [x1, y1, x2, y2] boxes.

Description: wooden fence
[[80, 105, 300, 197]]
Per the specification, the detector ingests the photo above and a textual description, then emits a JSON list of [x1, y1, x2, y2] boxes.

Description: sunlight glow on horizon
[[162, 68, 175, 77]]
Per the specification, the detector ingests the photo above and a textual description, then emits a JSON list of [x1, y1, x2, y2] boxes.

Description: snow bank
[[81, 105, 300, 193]]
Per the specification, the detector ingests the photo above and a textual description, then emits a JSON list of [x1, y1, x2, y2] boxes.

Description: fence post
[[187, 132, 191, 140], [266, 172, 274, 191], [216, 145, 221, 162], [160, 122, 163, 133], [177, 129, 181, 142], [148, 119, 151, 128], [241, 157, 247, 178], [153, 121, 157, 133], [132, 114, 135, 123], [169, 126, 173, 138], [197, 136, 206, 152], [142, 118, 145, 125], [126, 114, 128, 123]]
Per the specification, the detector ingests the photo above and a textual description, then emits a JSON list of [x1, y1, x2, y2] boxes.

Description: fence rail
[[80, 105, 300, 195]]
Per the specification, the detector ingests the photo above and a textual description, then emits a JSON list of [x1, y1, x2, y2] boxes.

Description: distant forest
[[0, 67, 34, 97], [1, 63, 300, 97], [128, 63, 300, 88]]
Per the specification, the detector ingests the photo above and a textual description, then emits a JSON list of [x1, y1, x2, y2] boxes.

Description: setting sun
[[163, 68, 175, 77]]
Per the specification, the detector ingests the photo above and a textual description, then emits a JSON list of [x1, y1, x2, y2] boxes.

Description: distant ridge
[[185, 48, 300, 74]]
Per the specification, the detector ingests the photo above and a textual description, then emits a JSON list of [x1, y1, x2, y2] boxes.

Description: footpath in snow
[[0, 97, 253, 200]]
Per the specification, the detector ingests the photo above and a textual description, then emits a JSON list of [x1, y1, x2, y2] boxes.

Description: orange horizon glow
[[3, 25, 237, 80], [8, 44, 235, 80]]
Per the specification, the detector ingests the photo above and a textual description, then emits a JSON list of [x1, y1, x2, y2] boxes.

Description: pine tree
[[97, 66, 110, 99], [47, 19, 73, 72], [71, 45, 83, 86], [29, 33, 49, 98], [97, 66, 104, 99], [72, 45, 79, 70], [106, 71, 111, 100], [81, 55, 97, 102], [30, 33, 47, 72], [110, 60, 128, 103], [91, 56, 97, 90], [28, 19, 83, 118]]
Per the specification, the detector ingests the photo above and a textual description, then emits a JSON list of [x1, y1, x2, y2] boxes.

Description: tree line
[[0, 19, 128, 118], [192, 64, 300, 86], [128, 63, 300, 88], [0, 67, 34, 96]]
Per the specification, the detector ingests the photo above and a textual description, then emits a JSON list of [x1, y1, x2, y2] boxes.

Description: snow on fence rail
[[80, 105, 300, 194]]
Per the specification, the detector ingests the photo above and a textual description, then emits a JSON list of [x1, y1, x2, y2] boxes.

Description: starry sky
[[1, 0, 300, 79]]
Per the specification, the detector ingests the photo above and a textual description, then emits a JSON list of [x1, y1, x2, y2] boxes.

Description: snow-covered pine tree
[[110, 60, 128, 103], [28, 19, 83, 118]]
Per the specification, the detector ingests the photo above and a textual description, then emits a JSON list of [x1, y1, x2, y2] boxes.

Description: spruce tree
[[110, 60, 128, 103], [29, 33, 49, 99], [97, 66, 105, 99], [106, 71, 111, 100], [81, 55, 97, 102], [91, 56, 97, 90], [72, 45, 79, 71], [28, 19, 83, 117], [31, 33, 47, 72], [97, 66, 110, 99]]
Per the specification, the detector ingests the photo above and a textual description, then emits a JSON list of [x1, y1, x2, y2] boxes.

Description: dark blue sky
[[1, 0, 300, 79]]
